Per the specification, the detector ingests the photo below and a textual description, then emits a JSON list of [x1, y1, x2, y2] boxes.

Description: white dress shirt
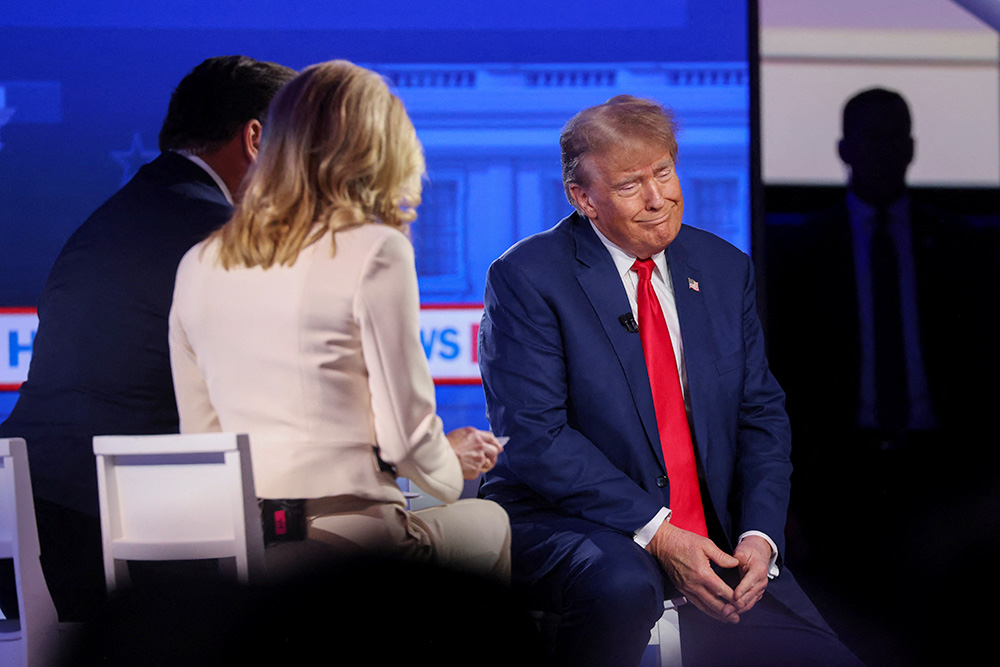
[[589, 221, 779, 576]]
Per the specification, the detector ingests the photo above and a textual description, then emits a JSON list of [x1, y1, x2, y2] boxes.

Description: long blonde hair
[[213, 60, 425, 268]]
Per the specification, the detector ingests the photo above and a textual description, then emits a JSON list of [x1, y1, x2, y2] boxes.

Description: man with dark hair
[[0, 55, 295, 622], [479, 95, 861, 666], [158, 55, 295, 154]]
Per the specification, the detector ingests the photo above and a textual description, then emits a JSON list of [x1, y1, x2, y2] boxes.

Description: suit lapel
[[570, 215, 665, 470], [665, 232, 713, 467]]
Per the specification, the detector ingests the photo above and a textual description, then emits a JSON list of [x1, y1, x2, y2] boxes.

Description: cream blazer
[[168, 224, 463, 506]]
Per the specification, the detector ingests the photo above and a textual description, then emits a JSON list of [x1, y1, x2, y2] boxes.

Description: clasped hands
[[646, 521, 772, 624], [446, 426, 505, 479]]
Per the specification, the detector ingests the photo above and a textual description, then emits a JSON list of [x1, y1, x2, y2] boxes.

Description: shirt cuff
[[738, 530, 780, 578], [633, 507, 671, 548]]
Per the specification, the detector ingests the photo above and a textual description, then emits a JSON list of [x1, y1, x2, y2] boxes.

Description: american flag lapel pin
[[688, 277, 700, 292]]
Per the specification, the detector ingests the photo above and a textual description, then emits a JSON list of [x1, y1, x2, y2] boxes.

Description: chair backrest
[[93, 433, 264, 592], [0, 438, 59, 667]]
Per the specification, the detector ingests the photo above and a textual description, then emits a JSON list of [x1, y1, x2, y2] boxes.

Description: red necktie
[[631, 258, 708, 538]]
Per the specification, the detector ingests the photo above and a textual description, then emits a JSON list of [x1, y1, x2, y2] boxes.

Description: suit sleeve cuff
[[633, 507, 671, 548], [738, 530, 780, 578]]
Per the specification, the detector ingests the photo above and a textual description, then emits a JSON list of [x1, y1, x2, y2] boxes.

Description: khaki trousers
[[264, 497, 511, 585]]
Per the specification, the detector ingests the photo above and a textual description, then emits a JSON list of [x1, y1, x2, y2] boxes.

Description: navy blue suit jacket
[[0, 152, 233, 514], [480, 212, 818, 619]]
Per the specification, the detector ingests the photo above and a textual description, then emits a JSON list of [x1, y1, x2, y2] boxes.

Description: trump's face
[[569, 141, 683, 259]]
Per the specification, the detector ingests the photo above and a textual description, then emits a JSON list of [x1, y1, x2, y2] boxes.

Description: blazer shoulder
[[331, 224, 413, 270], [173, 238, 219, 291], [345, 221, 410, 246], [89, 155, 230, 221], [675, 224, 750, 266], [140, 152, 220, 189], [492, 214, 577, 271]]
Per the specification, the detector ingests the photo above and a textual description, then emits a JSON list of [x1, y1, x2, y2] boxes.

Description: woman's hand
[[446, 427, 504, 479]]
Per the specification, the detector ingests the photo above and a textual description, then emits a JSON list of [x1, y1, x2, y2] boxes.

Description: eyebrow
[[611, 159, 674, 189], [653, 159, 675, 173], [612, 174, 641, 189]]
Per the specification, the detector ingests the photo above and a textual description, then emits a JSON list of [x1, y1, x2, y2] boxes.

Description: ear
[[242, 119, 263, 162], [568, 183, 598, 219]]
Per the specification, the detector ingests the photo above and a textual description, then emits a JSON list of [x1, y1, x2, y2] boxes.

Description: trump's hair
[[213, 59, 425, 268], [560, 95, 678, 209]]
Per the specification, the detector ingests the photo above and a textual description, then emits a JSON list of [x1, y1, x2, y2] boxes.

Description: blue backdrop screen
[[0, 1, 751, 428]]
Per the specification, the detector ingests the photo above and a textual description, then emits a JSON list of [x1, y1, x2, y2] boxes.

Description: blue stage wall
[[0, 1, 751, 430]]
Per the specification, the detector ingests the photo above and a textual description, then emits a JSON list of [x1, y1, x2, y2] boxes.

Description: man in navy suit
[[479, 96, 860, 666], [0, 55, 294, 621]]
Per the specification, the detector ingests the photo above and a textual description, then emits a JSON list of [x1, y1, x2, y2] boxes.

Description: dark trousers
[[515, 527, 862, 667], [0, 498, 106, 622], [678, 588, 863, 667], [9, 498, 107, 623], [517, 529, 665, 667], [0, 558, 17, 619]]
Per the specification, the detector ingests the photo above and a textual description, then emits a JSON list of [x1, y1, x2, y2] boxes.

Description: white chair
[[648, 597, 686, 667], [396, 476, 446, 511], [531, 596, 685, 666], [93, 433, 264, 592], [0, 438, 59, 667]]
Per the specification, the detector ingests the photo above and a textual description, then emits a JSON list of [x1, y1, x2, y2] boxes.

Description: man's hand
[[645, 521, 741, 624], [446, 427, 504, 479], [732, 535, 771, 615]]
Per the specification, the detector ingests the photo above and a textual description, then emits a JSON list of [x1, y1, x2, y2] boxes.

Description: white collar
[[588, 218, 668, 281], [174, 151, 234, 205]]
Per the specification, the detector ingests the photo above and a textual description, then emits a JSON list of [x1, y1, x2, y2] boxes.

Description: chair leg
[[654, 608, 682, 667], [109, 558, 131, 592], [218, 556, 238, 581]]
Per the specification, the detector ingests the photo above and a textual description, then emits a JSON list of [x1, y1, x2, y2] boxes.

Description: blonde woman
[[168, 60, 509, 581]]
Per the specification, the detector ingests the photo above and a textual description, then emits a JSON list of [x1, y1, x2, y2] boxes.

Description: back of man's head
[[842, 87, 911, 140], [158, 55, 296, 154], [839, 87, 913, 205]]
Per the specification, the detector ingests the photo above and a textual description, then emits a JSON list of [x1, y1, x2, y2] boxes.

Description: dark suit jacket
[[764, 197, 1000, 461], [0, 152, 233, 514], [479, 212, 819, 620]]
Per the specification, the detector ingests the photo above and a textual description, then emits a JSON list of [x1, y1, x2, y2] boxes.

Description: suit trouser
[[678, 585, 864, 667], [12, 499, 107, 623], [0, 559, 16, 619], [512, 526, 863, 667]]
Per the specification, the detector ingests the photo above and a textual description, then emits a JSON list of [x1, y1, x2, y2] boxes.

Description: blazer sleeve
[[354, 230, 464, 504], [480, 255, 665, 533], [732, 256, 793, 558], [169, 251, 222, 434]]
